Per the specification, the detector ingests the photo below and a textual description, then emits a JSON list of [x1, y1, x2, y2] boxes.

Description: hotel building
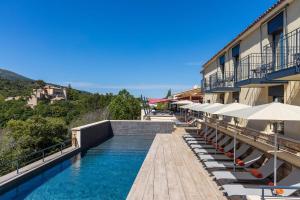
[[201, 0, 300, 140]]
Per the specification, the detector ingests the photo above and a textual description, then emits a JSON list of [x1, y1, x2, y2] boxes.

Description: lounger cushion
[[218, 147, 224, 152], [249, 169, 263, 178], [225, 152, 233, 158], [236, 159, 245, 166]]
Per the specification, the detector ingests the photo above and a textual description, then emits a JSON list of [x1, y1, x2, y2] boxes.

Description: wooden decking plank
[[127, 136, 160, 200], [153, 145, 169, 200], [162, 136, 186, 200], [127, 129, 227, 200]]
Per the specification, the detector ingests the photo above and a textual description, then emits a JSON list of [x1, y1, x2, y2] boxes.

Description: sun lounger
[[198, 145, 260, 162], [204, 148, 262, 170], [189, 134, 228, 149], [184, 131, 215, 142], [194, 138, 235, 155], [212, 157, 284, 184], [222, 167, 300, 197]]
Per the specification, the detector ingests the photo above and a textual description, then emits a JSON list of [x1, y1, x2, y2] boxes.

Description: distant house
[[5, 96, 22, 101], [172, 86, 203, 103], [27, 85, 67, 108]]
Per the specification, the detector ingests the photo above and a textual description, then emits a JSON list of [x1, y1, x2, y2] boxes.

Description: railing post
[[261, 188, 265, 200], [16, 159, 19, 174], [248, 55, 250, 79], [296, 29, 299, 54]]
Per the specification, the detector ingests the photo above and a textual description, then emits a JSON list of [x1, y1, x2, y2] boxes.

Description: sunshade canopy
[[171, 100, 193, 105], [222, 102, 300, 121], [180, 103, 199, 109], [196, 103, 223, 112], [212, 103, 251, 115], [190, 103, 210, 111]]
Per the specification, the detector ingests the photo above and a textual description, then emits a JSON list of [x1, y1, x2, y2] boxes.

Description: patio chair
[[222, 167, 300, 198], [198, 147, 262, 162], [204, 148, 262, 170], [193, 139, 237, 155], [190, 136, 231, 153], [212, 157, 284, 184]]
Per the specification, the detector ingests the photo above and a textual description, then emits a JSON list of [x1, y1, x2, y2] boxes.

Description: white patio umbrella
[[186, 103, 211, 140], [222, 101, 300, 185], [180, 103, 198, 121], [171, 100, 193, 105], [199, 103, 224, 153], [210, 103, 251, 170]]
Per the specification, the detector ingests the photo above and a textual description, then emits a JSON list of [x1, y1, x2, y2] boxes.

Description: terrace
[[236, 27, 300, 87], [202, 71, 239, 93]]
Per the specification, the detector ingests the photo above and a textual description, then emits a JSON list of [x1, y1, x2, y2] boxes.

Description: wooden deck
[[127, 128, 227, 200]]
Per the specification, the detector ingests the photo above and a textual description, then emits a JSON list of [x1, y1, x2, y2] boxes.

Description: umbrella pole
[[233, 117, 238, 172], [233, 132, 236, 172], [205, 115, 208, 144], [274, 121, 278, 186], [215, 119, 218, 154]]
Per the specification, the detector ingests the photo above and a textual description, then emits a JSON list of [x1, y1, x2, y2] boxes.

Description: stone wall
[[110, 120, 174, 135], [72, 120, 113, 150], [72, 120, 174, 150]]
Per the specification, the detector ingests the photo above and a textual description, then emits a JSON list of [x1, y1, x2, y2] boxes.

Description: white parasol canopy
[[211, 102, 251, 115], [171, 100, 193, 105], [222, 102, 300, 121], [222, 101, 300, 185], [189, 103, 210, 111], [196, 103, 223, 112], [207, 102, 251, 170], [180, 103, 199, 109]]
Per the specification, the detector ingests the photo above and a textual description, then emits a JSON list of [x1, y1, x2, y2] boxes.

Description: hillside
[[0, 68, 32, 82]]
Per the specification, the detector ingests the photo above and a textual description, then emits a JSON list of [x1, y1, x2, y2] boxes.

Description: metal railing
[[238, 53, 273, 81], [204, 71, 235, 91], [0, 139, 72, 177], [237, 27, 300, 82], [206, 117, 300, 155], [260, 185, 300, 199], [263, 27, 300, 73]]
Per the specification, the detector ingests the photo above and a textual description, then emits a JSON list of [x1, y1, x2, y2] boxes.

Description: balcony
[[236, 27, 300, 87], [203, 71, 239, 93]]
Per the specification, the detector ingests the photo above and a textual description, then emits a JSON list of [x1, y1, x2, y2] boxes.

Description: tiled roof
[[202, 0, 287, 68]]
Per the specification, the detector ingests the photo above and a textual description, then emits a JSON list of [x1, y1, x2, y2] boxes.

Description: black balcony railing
[[203, 71, 235, 92], [263, 27, 300, 73], [238, 53, 273, 81], [237, 27, 300, 82]]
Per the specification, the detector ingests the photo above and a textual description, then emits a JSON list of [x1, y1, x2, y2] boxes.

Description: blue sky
[[0, 0, 277, 97]]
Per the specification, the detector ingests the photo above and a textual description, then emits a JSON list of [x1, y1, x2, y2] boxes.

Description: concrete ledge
[[0, 147, 80, 195], [72, 120, 113, 150], [110, 120, 174, 135]]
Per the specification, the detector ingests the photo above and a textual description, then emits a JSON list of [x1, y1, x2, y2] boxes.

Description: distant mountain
[[0, 68, 33, 82]]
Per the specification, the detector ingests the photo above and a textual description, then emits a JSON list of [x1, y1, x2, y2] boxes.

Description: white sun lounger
[[222, 168, 300, 197], [212, 157, 284, 182], [204, 148, 262, 169], [185, 133, 216, 144], [193, 138, 236, 155], [186, 128, 214, 138], [198, 145, 262, 162], [193, 135, 231, 153]]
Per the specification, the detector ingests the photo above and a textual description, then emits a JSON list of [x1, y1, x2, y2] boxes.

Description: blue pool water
[[1, 135, 154, 200]]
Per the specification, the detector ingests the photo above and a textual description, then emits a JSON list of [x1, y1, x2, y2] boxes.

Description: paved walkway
[[127, 128, 227, 200]]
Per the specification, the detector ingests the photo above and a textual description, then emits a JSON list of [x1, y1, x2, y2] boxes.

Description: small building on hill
[[27, 85, 67, 108]]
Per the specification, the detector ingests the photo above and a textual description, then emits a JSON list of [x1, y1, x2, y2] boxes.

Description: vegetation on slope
[[0, 69, 142, 175]]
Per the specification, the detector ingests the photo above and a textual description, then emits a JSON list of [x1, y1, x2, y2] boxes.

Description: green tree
[[108, 89, 141, 120], [165, 89, 172, 98]]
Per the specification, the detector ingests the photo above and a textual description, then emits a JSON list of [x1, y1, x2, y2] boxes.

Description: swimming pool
[[0, 135, 154, 200]]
